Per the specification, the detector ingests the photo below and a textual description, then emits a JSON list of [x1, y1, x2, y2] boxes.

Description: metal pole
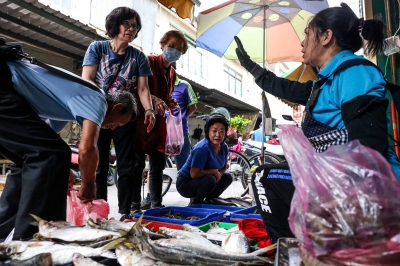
[[260, 5, 267, 164], [384, 0, 400, 158]]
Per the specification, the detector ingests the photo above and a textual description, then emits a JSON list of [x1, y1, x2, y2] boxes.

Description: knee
[[222, 173, 233, 185], [202, 175, 217, 188]]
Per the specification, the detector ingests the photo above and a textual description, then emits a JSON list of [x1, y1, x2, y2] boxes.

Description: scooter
[[69, 142, 115, 186]]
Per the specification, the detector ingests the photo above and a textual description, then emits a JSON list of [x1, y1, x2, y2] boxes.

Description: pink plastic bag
[[278, 125, 400, 265], [66, 190, 109, 226], [165, 109, 184, 155]]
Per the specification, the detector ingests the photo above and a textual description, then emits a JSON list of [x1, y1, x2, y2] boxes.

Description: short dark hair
[[105, 90, 137, 118], [105, 7, 142, 39], [159, 30, 188, 54], [309, 3, 385, 57]]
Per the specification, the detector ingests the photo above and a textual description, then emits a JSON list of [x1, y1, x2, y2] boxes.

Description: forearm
[[251, 64, 312, 106], [187, 104, 197, 117], [190, 169, 216, 179], [219, 166, 227, 175], [79, 146, 98, 185], [138, 87, 153, 110]]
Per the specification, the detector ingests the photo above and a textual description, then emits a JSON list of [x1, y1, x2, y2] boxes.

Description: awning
[[176, 73, 260, 116], [157, 0, 201, 20], [0, 0, 106, 60]]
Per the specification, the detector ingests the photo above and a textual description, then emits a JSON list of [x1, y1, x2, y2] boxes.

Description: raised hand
[[234, 36, 256, 72]]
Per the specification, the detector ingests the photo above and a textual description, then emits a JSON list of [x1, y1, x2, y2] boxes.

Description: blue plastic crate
[[229, 206, 261, 221], [133, 206, 225, 226], [190, 204, 243, 215]]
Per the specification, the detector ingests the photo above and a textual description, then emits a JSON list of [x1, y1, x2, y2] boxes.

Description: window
[[223, 65, 242, 97], [52, 0, 71, 10], [178, 45, 208, 80]]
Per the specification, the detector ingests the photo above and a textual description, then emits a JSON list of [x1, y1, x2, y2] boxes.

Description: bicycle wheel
[[161, 174, 172, 197], [220, 150, 251, 199], [107, 168, 115, 186], [141, 157, 174, 200], [240, 152, 285, 195]]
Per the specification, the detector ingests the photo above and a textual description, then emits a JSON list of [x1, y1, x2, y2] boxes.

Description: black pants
[[176, 173, 233, 204], [0, 61, 70, 240], [96, 121, 136, 215], [251, 163, 295, 243], [132, 145, 166, 209]]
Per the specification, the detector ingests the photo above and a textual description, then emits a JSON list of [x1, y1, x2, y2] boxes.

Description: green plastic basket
[[198, 221, 238, 233]]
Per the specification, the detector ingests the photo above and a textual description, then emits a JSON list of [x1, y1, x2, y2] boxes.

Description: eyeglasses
[[121, 20, 138, 30]]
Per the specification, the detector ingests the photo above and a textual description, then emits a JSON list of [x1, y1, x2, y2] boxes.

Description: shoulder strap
[[105, 46, 129, 93], [11, 44, 104, 95]]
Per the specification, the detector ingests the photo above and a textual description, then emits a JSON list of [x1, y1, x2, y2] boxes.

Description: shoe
[[188, 198, 195, 206], [140, 195, 151, 210], [119, 214, 131, 222], [151, 204, 165, 208]]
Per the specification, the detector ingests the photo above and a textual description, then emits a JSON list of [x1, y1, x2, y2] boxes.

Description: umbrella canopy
[[158, 0, 201, 20], [196, 0, 328, 64]]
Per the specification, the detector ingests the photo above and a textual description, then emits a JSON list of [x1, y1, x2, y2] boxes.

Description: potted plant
[[230, 115, 252, 134]]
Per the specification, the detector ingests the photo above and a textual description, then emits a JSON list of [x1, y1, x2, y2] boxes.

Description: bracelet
[[144, 109, 155, 115]]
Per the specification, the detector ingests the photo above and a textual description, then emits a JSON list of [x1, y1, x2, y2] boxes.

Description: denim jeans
[[174, 133, 191, 171]]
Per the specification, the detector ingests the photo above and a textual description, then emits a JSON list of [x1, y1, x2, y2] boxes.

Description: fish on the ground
[[92, 219, 164, 240], [221, 232, 250, 254], [72, 253, 104, 266], [181, 224, 205, 234], [127, 214, 275, 266], [31, 215, 120, 243], [116, 245, 157, 266], [207, 222, 231, 235], [5, 241, 114, 265], [0, 252, 52, 266]]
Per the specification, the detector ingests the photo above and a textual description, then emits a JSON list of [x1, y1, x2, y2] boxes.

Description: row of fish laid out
[[0, 214, 276, 265]]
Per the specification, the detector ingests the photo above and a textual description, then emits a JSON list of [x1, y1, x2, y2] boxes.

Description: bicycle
[[112, 156, 175, 199]]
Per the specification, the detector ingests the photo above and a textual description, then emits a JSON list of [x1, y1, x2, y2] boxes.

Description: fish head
[[0, 241, 28, 255]]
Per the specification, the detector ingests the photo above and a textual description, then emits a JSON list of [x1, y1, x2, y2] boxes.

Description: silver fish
[[221, 232, 250, 254], [33, 215, 120, 242], [0, 252, 53, 266], [129, 214, 275, 266], [12, 241, 115, 265], [96, 219, 163, 239], [0, 241, 30, 255], [181, 224, 205, 234], [72, 253, 104, 266], [116, 245, 158, 266]]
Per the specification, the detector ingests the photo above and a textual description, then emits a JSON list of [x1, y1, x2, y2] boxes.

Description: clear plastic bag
[[66, 190, 109, 226], [165, 108, 184, 155], [278, 125, 400, 265]]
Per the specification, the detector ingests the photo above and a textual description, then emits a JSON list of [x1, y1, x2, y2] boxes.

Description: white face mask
[[163, 46, 182, 63]]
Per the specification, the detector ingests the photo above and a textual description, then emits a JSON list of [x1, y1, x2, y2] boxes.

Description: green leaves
[[230, 115, 252, 133]]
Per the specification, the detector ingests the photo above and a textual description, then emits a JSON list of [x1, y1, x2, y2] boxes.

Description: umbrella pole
[[260, 5, 267, 164]]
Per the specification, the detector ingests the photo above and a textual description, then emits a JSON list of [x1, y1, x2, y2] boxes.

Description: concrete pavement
[[107, 182, 189, 219]]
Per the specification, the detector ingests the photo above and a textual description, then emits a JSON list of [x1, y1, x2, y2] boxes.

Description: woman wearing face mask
[[234, 3, 400, 243], [82, 7, 155, 221], [131, 30, 188, 213]]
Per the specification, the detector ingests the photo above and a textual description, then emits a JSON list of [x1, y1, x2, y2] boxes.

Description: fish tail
[[101, 237, 126, 250], [29, 214, 43, 222]]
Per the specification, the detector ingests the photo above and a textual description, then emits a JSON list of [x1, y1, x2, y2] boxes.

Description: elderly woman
[[235, 3, 400, 243], [132, 30, 188, 212], [82, 6, 155, 221], [176, 110, 233, 205]]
